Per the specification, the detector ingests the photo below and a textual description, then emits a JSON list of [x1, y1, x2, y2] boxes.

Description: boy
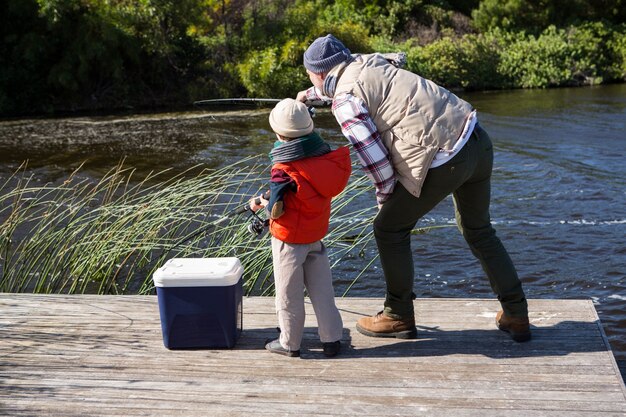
[[250, 98, 351, 357]]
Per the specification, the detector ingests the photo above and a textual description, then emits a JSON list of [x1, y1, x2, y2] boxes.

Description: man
[[296, 34, 531, 342]]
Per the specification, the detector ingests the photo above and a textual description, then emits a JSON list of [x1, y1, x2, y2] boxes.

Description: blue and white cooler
[[153, 257, 243, 349]]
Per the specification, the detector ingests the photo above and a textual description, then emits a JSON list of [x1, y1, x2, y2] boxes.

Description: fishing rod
[[194, 98, 281, 106], [193, 97, 332, 115], [193, 97, 332, 107]]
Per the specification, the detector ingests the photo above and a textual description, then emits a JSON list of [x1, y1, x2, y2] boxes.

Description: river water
[[1, 84, 625, 368]]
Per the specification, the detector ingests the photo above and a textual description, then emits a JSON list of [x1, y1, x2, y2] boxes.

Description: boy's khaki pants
[[271, 237, 343, 351]]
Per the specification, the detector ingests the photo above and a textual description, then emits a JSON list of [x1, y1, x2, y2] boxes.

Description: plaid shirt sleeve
[[305, 86, 329, 101], [331, 93, 396, 204]]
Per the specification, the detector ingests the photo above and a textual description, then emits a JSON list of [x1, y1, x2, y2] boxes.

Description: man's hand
[[296, 90, 308, 103]]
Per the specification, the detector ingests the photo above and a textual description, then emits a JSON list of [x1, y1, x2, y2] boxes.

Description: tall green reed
[[0, 158, 376, 295], [0, 159, 453, 296]]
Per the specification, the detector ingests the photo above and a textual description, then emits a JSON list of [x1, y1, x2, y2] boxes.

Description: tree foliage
[[472, 0, 626, 34], [1, 0, 624, 116]]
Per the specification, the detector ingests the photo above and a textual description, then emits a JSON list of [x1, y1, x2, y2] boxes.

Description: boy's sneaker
[[322, 341, 341, 357], [265, 339, 300, 357]]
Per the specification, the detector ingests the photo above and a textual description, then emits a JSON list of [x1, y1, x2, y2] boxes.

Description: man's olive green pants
[[374, 125, 528, 319]]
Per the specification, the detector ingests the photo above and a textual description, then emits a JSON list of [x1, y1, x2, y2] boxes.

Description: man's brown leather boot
[[496, 310, 531, 342], [356, 311, 417, 339]]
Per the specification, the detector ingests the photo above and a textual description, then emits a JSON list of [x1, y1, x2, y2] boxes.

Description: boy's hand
[[249, 194, 269, 212]]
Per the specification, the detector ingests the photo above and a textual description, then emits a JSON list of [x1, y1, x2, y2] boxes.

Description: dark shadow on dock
[[237, 320, 609, 360], [343, 321, 608, 359]]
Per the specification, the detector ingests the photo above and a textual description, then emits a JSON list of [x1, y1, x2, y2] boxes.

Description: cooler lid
[[152, 257, 243, 287]]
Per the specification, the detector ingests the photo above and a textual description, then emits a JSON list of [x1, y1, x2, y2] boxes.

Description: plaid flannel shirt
[[306, 87, 396, 204]]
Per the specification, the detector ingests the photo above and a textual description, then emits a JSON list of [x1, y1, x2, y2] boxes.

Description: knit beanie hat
[[269, 98, 314, 138], [303, 34, 351, 74]]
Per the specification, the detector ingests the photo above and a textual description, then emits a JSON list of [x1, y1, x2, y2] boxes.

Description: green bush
[[610, 25, 626, 80], [497, 26, 572, 88], [236, 42, 309, 97], [567, 22, 625, 84], [316, 19, 374, 55], [417, 37, 464, 87], [472, 0, 626, 34], [402, 23, 626, 90], [459, 32, 508, 90], [409, 32, 505, 90], [1, 0, 625, 115], [472, 0, 549, 34]]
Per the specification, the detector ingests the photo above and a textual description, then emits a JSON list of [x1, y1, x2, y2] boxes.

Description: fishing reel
[[247, 212, 269, 237], [247, 192, 270, 237]]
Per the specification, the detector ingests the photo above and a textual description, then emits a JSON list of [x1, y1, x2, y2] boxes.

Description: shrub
[[417, 36, 466, 88], [610, 25, 626, 80], [236, 41, 309, 98], [402, 32, 504, 90], [568, 22, 626, 84], [498, 26, 572, 88], [459, 32, 508, 89]]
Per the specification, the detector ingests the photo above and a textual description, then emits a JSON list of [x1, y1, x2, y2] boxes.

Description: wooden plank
[[0, 294, 625, 417]]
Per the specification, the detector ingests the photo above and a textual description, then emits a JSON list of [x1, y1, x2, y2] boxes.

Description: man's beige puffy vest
[[329, 53, 473, 198]]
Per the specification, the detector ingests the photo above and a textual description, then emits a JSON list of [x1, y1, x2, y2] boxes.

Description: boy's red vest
[[270, 146, 351, 243]]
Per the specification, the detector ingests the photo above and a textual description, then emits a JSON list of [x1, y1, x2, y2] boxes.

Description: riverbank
[[2, 1, 625, 117]]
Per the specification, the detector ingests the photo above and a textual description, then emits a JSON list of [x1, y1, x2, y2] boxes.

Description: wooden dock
[[1, 294, 625, 416]]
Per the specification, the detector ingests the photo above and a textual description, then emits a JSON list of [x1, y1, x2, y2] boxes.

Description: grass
[[0, 158, 453, 296], [0, 158, 378, 295]]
